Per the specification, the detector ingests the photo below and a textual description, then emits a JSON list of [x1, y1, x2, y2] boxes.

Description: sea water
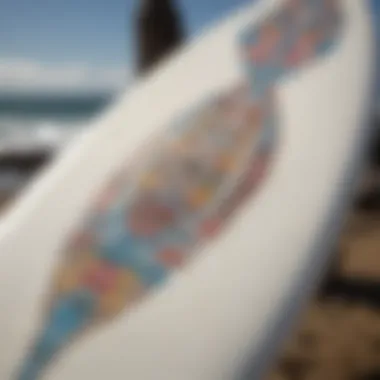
[[0, 93, 112, 191]]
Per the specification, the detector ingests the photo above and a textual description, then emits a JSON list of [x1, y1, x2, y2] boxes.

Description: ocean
[[0, 93, 112, 191], [0, 94, 112, 150]]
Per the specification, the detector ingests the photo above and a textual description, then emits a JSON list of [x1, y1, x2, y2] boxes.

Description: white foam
[[0, 117, 84, 154]]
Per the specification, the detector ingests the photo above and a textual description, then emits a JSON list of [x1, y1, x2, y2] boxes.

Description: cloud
[[0, 58, 130, 94]]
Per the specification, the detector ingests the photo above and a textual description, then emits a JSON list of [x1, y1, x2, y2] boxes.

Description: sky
[[0, 0, 251, 94], [0, 0, 378, 95]]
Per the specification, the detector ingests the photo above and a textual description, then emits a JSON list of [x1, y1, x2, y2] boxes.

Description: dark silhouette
[[355, 115, 380, 211], [135, 0, 185, 74], [0, 150, 50, 176], [319, 271, 380, 309]]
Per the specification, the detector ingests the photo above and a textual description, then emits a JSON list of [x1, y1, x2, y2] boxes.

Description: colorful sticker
[[15, 1, 343, 379]]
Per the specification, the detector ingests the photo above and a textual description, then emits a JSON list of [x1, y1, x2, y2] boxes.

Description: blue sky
[[0, 0, 251, 65], [0, 0, 378, 94], [0, 0, 251, 93]]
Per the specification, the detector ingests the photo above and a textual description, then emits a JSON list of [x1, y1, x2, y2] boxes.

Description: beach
[[266, 205, 380, 379]]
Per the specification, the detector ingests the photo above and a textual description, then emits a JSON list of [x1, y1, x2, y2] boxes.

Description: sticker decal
[[16, 1, 343, 379]]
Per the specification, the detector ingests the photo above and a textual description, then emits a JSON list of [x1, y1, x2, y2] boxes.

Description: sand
[[267, 209, 380, 380]]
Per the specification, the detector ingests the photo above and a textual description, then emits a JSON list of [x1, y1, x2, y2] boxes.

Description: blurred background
[[0, 0, 378, 197], [0, 0, 255, 198], [0, 0, 379, 379]]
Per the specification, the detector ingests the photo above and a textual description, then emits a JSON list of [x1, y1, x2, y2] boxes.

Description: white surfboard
[[0, 1, 375, 379]]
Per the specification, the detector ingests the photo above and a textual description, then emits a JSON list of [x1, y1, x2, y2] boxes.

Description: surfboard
[[0, 1, 375, 379]]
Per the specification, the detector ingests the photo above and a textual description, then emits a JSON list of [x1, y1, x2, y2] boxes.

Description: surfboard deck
[[0, 1, 375, 379]]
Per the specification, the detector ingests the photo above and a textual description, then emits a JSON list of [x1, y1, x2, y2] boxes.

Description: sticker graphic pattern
[[16, 1, 343, 379]]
